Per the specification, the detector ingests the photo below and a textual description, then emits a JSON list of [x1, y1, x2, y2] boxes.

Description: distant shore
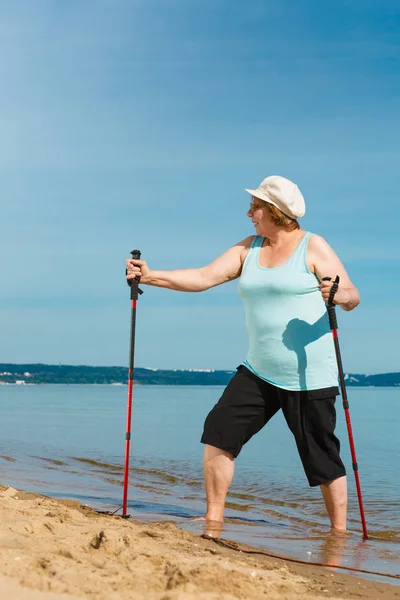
[[1, 363, 400, 386]]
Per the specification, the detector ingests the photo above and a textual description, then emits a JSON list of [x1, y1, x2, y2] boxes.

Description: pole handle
[[127, 249, 143, 299], [322, 276, 340, 330], [130, 249, 141, 261]]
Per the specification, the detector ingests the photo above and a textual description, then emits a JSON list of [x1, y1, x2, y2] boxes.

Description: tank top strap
[[242, 236, 263, 272], [251, 235, 264, 249], [286, 231, 313, 271]]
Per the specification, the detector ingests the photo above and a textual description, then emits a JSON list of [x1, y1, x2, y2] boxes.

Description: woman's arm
[[308, 235, 360, 311], [126, 236, 253, 292]]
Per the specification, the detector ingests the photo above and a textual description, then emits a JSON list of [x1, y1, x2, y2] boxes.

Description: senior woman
[[126, 175, 360, 533]]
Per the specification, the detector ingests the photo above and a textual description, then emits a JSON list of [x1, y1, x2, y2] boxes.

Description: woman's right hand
[[126, 258, 152, 284]]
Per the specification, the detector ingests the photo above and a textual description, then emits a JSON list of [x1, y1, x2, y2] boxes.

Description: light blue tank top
[[238, 233, 338, 391]]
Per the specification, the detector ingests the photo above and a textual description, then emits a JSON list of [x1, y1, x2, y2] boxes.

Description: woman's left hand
[[318, 279, 350, 306], [309, 235, 360, 311]]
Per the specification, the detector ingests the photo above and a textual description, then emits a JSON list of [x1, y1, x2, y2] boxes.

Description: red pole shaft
[[332, 329, 368, 538], [122, 299, 137, 517]]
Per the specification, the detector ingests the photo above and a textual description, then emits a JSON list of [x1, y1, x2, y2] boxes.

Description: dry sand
[[0, 485, 398, 600]]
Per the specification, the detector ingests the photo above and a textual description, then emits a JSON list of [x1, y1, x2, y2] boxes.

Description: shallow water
[[0, 384, 399, 583]]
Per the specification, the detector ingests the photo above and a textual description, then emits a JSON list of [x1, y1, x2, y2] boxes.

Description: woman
[[126, 175, 360, 533]]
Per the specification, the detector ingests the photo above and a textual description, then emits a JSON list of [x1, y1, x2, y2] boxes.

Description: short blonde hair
[[264, 202, 299, 231]]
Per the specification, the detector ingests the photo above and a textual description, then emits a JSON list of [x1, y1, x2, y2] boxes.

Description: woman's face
[[247, 197, 272, 235]]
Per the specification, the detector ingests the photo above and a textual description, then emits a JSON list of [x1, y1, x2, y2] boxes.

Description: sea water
[[0, 384, 398, 583]]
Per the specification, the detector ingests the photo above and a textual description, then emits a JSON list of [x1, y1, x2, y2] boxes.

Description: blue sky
[[0, 0, 399, 373]]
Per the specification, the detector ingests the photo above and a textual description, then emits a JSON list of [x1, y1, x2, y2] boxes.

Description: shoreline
[[1, 485, 399, 599]]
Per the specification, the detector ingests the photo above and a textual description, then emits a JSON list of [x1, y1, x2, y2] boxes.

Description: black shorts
[[201, 365, 346, 487]]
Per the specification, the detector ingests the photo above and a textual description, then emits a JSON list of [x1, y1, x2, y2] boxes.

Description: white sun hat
[[245, 175, 305, 219]]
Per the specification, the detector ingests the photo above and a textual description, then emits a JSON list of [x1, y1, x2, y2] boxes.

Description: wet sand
[[0, 485, 399, 600]]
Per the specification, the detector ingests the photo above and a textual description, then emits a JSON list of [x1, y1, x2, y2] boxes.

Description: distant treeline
[[0, 363, 236, 385], [0, 363, 399, 387]]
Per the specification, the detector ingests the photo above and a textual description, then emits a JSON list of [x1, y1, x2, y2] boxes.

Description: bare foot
[[189, 516, 223, 539], [202, 519, 224, 540]]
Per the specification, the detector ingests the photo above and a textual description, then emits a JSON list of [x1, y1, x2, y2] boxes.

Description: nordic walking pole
[[322, 276, 368, 538], [122, 249, 143, 518]]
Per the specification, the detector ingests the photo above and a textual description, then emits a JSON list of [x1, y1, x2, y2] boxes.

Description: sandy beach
[[0, 485, 399, 600]]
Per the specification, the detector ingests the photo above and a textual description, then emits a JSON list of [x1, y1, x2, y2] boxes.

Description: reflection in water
[[318, 529, 350, 567]]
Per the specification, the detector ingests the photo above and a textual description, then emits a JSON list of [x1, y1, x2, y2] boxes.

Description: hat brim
[[245, 188, 272, 203], [245, 188, 284, 213], [245, 188, 304, 219]]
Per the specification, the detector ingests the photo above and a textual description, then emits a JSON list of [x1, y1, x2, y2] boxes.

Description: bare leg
[[320, 475, 347, 531], [203, 444, 234, 523]]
